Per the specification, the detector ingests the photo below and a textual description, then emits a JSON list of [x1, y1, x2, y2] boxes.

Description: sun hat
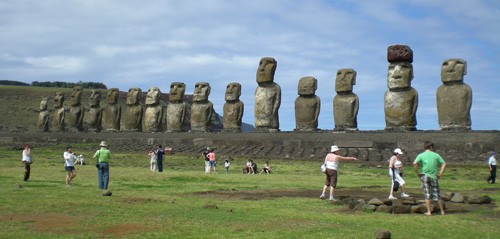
[[66, 145, 72, 149], [330, 145, 340, 152], [99, 141, 108, 147], [393, 148, 403, 155]]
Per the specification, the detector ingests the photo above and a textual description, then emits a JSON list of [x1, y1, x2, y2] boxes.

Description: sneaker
[[401, 193, 410, 197], [329, 196, 335, 201], [388, 196, 397, 200], [319, 194, 325, 199]]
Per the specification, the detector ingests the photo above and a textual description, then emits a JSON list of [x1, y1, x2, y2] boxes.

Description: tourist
[[388, 148, 410, 199], [207, 148, 216, 174], [202, 147, 211, 174], [487, 152, 497, 184], [413, 141, 447, 215], [63, 145, 78, 187], [21, 144, 32, 182], [244, 159, 254, 174], [320, 145, 358, 201], [94, 141, 111, 194], [148, 149, 157, 172], [156, 145, 164, 172], [261, 161, 271, 174], [224, 159, 230, 173]]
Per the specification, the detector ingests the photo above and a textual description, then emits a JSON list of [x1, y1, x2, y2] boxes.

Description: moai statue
[[123, 87, 143, 132], [143, 87, 164, 132], [384, 45, 418, 131], [37, 97, 50, 132], [294, 77, 320, 131], [66, 85, 84, 132], [190, 82, 213, 132], [166, 82, 188, 132], [102, 88, 121, 132], [333, 69, 359, 131], [223, 82, 244, 132], [254, 57, 281, 132], [437, 58, 472, 130], [87, 89, 103, 132], [52, 92, 65, 131]]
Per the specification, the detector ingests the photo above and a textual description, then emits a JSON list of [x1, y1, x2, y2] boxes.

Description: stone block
[[391, 205, 411, 214], [376, 229, 392, 239], [334, 140, 373, 148], [387, 45, 413, 63]]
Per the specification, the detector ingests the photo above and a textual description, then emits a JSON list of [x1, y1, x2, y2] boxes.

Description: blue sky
[[1, 0, 499, 131]]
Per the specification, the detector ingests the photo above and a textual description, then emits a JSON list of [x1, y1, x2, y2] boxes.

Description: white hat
[[99, 141, 108, 147], [393, 148, 403, 155], [330, 145, 340, 152]]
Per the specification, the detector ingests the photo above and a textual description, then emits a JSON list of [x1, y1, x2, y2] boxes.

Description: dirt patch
[[0, 213, 78, 234], [103, 223, 152, 236], [124, 197, 156, 204]]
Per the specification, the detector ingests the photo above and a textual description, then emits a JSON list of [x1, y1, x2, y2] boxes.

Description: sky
[[1, 0, 499, 131]]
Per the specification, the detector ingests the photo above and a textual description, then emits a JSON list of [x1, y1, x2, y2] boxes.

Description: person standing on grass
[[320, 145, 358, 201], [487, 152, 497, 184], [148, 149, 157, 172], [224, 159, 230, 173], [21, 144, 32, 182], [207, 148, 216, 174], [202, 147, 211, 174], [63, 145, 78, 187], [94, 141, 111, 193], [388, 148, 410, 200], [156, 145, 164, 173], [413, 141, 447, 216]]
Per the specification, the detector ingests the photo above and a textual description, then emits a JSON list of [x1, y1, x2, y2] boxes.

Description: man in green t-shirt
[[413, 141, 446, 216], [93, 141, 111, 195]]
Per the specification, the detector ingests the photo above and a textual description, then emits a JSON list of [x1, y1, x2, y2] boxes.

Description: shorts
[[324, 169, 338, 188], [65, 166, 75, 172], [209, 161, 216, 167], [420, 175, 441, 201]]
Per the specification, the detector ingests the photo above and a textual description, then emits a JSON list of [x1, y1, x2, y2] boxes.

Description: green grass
[[0, 145, 498, 238]]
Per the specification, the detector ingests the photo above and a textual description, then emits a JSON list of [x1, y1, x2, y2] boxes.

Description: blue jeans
[[157, 158, 163, 172], [98, 162, 109, 190]]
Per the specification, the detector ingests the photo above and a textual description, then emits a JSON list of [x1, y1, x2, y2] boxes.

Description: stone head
[[54, 92, 64, 108], [40, 97, 48, 110], [225, 82, 241, 101], [126, 87, 142, 105], [256, 57, 277, 84], [441, 58, 467, 83], [193, 82, 211, 102], [387, 62, 413, 89], [146, 87, 161, 105], [335, 69, 357, 93], [107, 88, 119, 104], [70, 85, 83, 106], [89, 90, 101, 107], [298, 77, 317, 96], [169, 82, 186, 102]]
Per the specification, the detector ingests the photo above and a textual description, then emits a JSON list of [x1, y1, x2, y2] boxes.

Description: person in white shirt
[[388, 148, 410, 199], [487, 152, 497, 184], [21, 144, 32, 182], [224, 160, 230, 173], [63, 145, 77, 187], [320, 145, 357, 201]]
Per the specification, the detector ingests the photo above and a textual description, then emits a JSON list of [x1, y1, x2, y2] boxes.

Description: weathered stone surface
[[368, 198, 384, 206], [143, 87, 163, 132], [363, 204, 377, 212], [376, 229, 392, 239], [295, 77, 320, 131], [37, 97, 49, 132], [354, 202, 365, 211], [442, 192, 454, 202], [66, 86, 84, 132], [451, 193, 465, 203], [190, 82, 213, 132], [411, 204, 427, 214], [334, 68, 358, 131], [376, 204, 391, 213], [437, 58, 472, 131], [387, 44, 413, 63], [391, 204, 411, 214], [52, 92, 65, 132], [123, 88, 143, 132], [401, 197, 417, 205], [166, 82, 187, 132], [255, 57, 281, 131], [223, 82, 244, 132], [86, 90, 103, 132], [102, 88, 121, 132], [382, 198, 393, 206], [467, 195, 492, 204]]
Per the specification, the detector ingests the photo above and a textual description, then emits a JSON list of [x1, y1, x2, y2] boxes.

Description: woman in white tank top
[[320, 145, 358, 201], [388, 148, 409, 199]]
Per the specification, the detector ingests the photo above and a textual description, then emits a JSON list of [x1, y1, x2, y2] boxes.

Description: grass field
[[1, 144, 498, 238]]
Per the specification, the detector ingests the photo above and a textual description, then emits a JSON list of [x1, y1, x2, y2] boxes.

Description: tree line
[[0, 80, 107, 89]]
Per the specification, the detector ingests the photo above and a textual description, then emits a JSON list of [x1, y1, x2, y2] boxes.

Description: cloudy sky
[[1, 0, 499, 131]]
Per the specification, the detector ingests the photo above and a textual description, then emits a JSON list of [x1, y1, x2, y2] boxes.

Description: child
[[148, 149, 157, 172], [224, 160, 230, 173], [245, 160, 254, 174], [261, 161, 271, 174]]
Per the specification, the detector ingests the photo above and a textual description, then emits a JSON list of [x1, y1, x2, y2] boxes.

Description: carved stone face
[[441, 59, 467, 83], [146, 87, 160, 105], [193, 82, 211, 102], [89, 90, 101, 107], [107, 88, 119, 104], [256, 57, 277, 84], [387, 62, 413, 89], [225, 82, 241, 101], [335, 69, 356, 92], [169, 82, 186, 102], [70, 86, 83, 106], [298, 77, 317, 96], [40, 97, 48, 110], [126, 88, 141, 105], [54, 92, 64, 108]]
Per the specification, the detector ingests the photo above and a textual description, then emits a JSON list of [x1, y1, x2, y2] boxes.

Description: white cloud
[[23, 56, 86, 71]]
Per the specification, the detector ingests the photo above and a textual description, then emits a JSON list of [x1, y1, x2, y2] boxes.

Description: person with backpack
[[388, 148, 410, 199]]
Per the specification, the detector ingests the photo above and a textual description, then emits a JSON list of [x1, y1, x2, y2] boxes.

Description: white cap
[[393, 148, 403, 155], [330, 145, 340, 152], [99, 141, 108, 147]]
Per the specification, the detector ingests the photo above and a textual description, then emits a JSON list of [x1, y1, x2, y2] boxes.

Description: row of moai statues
[[37, 44, 472, 132]]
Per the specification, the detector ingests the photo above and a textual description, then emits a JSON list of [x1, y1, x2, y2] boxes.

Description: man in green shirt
[[414, 141, 446, 216], [94, 141, 111, 194]]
